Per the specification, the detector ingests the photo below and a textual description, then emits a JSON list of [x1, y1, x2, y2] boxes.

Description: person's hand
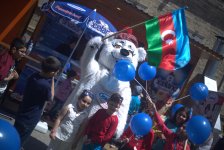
[[121, 138, 129, 144], [49, 129, 56, 140], [12, 70, 19, 79], [4, 70, 19, 81], [165, 98, 173, 108], [4, 75, 12, 81], [146, 95, 157, 113]]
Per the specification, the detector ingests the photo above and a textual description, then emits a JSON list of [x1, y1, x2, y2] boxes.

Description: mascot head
[[96, 28, 146, 72]]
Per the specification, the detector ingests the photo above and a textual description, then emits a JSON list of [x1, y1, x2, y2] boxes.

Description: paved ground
[[24, 129, 51, 150], [0, 114, 51, 150], [0, 99, 51, 150]]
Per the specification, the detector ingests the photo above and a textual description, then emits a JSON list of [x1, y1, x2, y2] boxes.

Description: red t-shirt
[[85, 109, 118, 146], [0, 50, 14, 81], [154, 112, 190, 150], [121, 127, 154, 150]]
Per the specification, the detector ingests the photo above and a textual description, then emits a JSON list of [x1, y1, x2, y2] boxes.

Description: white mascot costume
[[67, 30, 146, 138]]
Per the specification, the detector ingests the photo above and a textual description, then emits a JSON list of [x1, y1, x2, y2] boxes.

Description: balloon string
[[173, 95, 190, 102], [120, 134, 135, 149], [134, 78, 190, 103], [102, 21, 147, 41], [134, 78, 190, 109], [134, 78, 150, 97], [146, 80, 148, 93]]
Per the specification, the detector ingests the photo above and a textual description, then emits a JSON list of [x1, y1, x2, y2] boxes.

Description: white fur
[[66, 35, 146, 138]]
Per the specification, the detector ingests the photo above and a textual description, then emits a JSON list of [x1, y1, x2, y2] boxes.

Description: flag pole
[[173, 95, 190, 102], [102, 20, 148, 41], [54, 9, 96, 88], [102, 7, 188, 41]]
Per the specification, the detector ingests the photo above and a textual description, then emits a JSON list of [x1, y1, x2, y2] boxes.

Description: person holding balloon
[[152, 103, 191, 150], [147, 96, 191, 150], [117, 126, 154, 150], [109, 108, 154, 150]]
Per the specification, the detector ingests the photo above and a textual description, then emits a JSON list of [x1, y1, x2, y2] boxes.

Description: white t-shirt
[[56, 104, 88, 142]]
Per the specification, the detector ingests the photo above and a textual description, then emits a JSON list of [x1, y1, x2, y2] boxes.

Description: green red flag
[[145, 9, 190, 70]]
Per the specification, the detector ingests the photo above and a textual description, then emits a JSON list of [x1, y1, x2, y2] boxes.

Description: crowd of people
[[0, 38, 223, 150]]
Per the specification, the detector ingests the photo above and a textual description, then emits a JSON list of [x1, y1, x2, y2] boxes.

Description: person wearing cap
[[82, 93, 123, 150]]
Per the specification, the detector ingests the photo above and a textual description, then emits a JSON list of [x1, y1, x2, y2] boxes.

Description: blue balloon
[[171, 103, 184, 118], [189, 83, 209, 101], [186, 115, 212, 144], [138, 62, 156, 80], [130, 113, 152, 136], [113, 60, 135, 81], [0, 119, 20, 150]]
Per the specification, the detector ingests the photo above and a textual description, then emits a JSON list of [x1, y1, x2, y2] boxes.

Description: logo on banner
[[67, 3, 86, 12], [98, 92, 110, 102], [87, 20, 112, 36], [59, 18, 82, 35]]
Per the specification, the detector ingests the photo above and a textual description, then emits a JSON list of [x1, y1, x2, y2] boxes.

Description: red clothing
[[85, 109, 118, 146], [121, 127, 154, 150], [154, 112, 190, 150], [0, 50, 14, 81]]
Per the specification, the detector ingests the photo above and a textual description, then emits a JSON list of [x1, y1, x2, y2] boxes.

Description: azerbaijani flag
[[145, 8, 190, 70]]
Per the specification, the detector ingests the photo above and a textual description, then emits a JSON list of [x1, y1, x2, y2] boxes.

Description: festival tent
[[13, 1, 117, 96]]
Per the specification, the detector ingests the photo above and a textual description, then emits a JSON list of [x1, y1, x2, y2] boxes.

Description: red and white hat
[[115, 27, 138, 47]]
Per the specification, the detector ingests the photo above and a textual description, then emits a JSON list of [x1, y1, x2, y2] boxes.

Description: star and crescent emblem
[[161, 30, 176, 45]]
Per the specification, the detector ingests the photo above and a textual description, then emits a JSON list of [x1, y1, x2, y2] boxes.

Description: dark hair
[[79, 89, 94, 100], [173, 107, 191, 126], [132, 85, 143, 96], [109, 93, 123, 104], [41, 56, 61, 73], [10, 38, 26, 50]]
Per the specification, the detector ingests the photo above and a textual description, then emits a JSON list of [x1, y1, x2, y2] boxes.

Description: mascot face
[[98, 38, 146, 71]]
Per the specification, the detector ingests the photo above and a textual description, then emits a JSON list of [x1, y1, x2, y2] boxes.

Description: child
[[129, 85, 143, 116], [47, 69, 77, 121], [147, 96, 191, 150], [47, 89, 94, 150], [14, 56, 61, 147], [168, 105, 191, 131], [82, 93, 123, 150], [118, 126, 154, 150], [0, 38, 26, 96], [152, 103, 191, 150]]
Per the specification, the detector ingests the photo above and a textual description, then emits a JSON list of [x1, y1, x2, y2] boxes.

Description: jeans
[[14, 120, 36, 147]]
